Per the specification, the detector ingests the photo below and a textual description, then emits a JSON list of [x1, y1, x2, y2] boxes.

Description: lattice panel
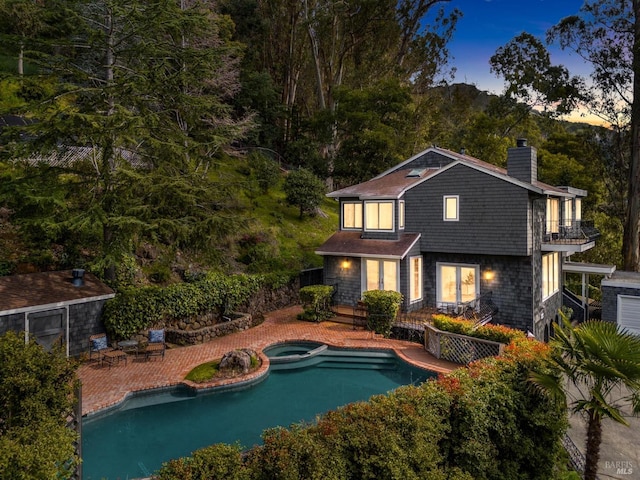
[[425, 325, 504, 365]]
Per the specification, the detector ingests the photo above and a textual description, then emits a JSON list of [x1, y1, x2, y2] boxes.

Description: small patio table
[[117, 340, 139, 357]]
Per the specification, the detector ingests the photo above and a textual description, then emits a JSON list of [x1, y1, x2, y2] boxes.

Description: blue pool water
[[82, 346, 435, 480]]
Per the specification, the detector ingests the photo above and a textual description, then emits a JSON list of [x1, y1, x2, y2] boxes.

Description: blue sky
[[442, 0, 589, 94]]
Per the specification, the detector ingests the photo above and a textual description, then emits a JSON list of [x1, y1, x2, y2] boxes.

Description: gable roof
[[328, 146, 575, 200], [0, 270, 115, 316], [315, 232, 421, 259]]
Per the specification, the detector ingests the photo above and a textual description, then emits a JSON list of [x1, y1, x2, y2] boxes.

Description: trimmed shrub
[[156, 443, 250, 480], [362, 290, 403, 337], [433, 314, 526, 344], [298, 285, 334, 322]]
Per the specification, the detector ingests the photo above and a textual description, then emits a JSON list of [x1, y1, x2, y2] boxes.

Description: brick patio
[[78, 305, 458, 416]]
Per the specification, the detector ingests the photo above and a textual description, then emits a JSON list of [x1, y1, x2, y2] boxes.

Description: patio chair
[[88, 333, 127, 368], [89, 333, 114, 362], [143, 328, 165, 361]]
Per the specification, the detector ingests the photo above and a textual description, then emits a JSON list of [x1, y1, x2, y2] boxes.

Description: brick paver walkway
[[79, 306, 458, 416]]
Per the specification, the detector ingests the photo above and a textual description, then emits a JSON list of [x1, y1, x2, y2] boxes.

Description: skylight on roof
[[406, 168, 426, 177]]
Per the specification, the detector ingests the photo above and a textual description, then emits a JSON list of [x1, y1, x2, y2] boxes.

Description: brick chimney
[[507, 138, 537, 184]]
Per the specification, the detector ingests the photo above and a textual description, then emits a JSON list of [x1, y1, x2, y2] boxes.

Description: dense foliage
[[0, 331, 80, 479], [432, 314, 527, 344], [103, 272, 266, 339], [362, 290, 403, 337], [297, 285, 334, 322], [0, 0, 635, 282], [155, 334, 571, 480], [531, 316, 640, 480]]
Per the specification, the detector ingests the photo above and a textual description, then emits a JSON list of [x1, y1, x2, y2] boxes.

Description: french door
[[437, 263, 479, 306], [364, 259, 398, 292]]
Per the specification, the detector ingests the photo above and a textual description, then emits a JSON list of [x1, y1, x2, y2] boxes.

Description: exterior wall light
[[483, 270, 495, 281], [341, 259, 351, 270]]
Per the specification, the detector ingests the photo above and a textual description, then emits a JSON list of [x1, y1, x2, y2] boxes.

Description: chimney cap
[[516, 138, 527, 148]]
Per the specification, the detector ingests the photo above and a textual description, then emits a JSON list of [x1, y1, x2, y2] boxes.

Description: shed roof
[[315, 231, 420, 259], [0, 270, 115, 316]]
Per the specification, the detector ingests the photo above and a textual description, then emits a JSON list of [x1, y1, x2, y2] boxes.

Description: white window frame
[[399, 200, 405, 230], [362, 258, 399, 293], [575, 198, 582, 222], [342, 201, 362, 230], [546, 198, 559, 234], [409, 255, 423, 303], [542, 252, 559, 300], [436, 263, 479, 307], [443, 195, 459, 221], [364, 201, 395, 232], [564, 198, 573, 228]]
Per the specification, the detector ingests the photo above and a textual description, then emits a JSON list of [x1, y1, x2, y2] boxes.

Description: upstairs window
[[564, 198, 573, 227], [575, 198, 582, 222], [342, 202, 362, 229], [443, 195, 459, 221], [546, 198, 559, 233], [365, 201, 394, 231], [399, 200, 405, 230]]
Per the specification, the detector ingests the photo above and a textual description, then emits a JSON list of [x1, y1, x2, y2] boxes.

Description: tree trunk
[[624, 0, 640, 271], [584, 410, 602, 480]]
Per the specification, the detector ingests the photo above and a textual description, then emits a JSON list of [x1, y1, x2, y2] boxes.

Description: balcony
[[542, 220, 600, 252]]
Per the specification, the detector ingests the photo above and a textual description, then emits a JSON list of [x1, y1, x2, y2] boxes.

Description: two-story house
[[316, 139, 605, 339]]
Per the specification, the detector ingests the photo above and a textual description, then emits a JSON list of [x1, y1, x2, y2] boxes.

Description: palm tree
[[530, 314, 640, 480]]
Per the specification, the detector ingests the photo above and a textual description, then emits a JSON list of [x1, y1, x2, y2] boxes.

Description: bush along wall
[[297, 285, 334, 322], [155, 335, 570, 480], [102, 272, 290, 340]]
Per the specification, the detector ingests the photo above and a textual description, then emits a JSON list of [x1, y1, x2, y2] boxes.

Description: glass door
[[364, 259, 398, 292], [437, 264, 478, 307]]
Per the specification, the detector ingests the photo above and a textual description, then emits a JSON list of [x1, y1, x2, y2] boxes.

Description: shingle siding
[[404, 164, 532, 256]]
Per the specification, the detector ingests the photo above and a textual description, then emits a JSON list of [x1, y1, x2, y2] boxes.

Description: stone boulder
[[219, 348, 258, 375]]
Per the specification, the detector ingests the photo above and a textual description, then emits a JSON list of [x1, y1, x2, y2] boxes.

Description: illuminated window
[[364, 259, 398, 292], [342, 202, 362, 229], [399, 200, 405, 229], [575, 198, 582, 222], [365, 201, 394, 231], [546, 198, 559, 233], [443, 195, 459, 221], [542, 252, 559, 299], [564, 198, 573, 227], [437, 263, 478, 306], [409, 256, 422, 302]]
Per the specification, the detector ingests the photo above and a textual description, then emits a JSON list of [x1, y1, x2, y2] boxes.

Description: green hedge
[[432, 314, 526, 344], [103, 272, 265, 340], [154, 339, 571, 480], [362, 290, 403, 337], [297, 285, 334, 322]]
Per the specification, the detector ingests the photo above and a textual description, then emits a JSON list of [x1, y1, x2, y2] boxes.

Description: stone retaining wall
[[165, 313, 254, 346]]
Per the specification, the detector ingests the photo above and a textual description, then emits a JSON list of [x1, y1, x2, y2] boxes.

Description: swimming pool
[[82, 344, 435, 480]]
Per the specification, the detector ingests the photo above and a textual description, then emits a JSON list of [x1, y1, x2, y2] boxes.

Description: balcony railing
[[543, 220, 599, 244]]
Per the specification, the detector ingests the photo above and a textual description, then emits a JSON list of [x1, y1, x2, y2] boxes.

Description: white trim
[[0, 293, 116, 317], [341, 200, 363, 230], [364, 200, 395, 232], [443, 195, 459, 221], [361, 258, 400, 293], [617, 295, 640, 335], [563, 262, 616, 275], [541, 241, 595, 253], [409, 255, 423, 303], [436, 262, 479, 305]]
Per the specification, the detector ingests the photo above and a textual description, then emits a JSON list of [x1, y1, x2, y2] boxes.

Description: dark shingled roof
[[0, 270, 115, 314], [315, 231, 421, 259]]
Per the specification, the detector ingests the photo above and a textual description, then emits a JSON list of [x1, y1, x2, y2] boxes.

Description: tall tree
[[1, 0, 251, 281], [530, 316, 640, 480], [547, 0, 640, 271]]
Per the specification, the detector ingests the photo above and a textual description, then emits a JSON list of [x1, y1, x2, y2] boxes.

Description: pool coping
[[81, 340, 447, 420]]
